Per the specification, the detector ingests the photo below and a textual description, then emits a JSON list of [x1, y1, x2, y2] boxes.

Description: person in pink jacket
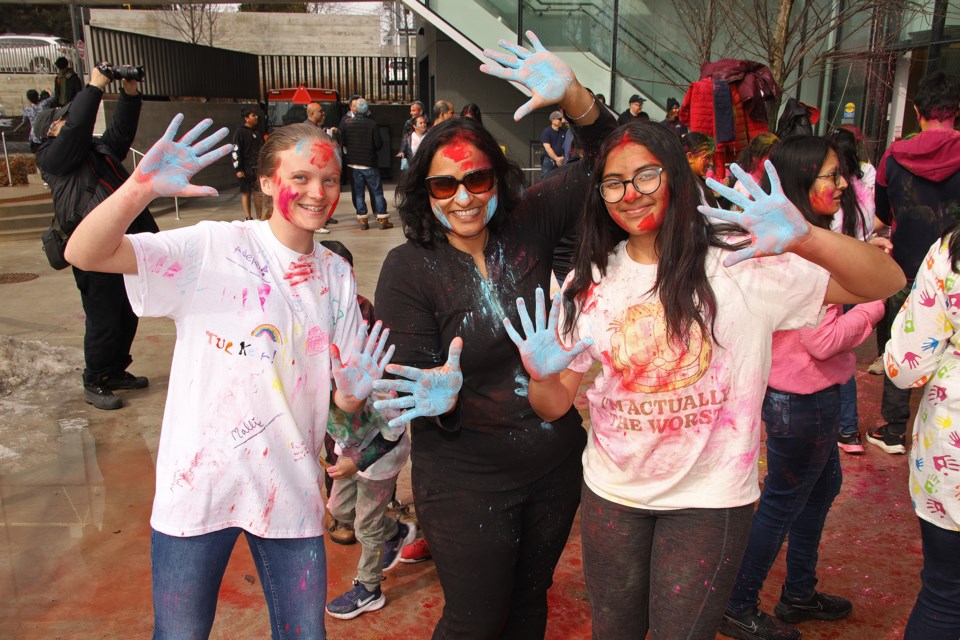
[[721, 135, 885, 640]]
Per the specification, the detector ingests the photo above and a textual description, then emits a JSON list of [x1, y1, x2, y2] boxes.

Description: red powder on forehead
[[442, 137, 475, 163], [615, 131, 633, 150], [310, 140, 335, 169]]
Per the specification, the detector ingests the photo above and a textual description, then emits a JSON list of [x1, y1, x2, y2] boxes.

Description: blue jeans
[[904, 518, 960, 639], [838, 375, 858, 436], [727, 385, 843, 613], [151, 528, 326, 640], [350, 167, 387, 216]]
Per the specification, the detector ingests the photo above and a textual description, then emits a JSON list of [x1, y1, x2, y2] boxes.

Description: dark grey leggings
[[580, 484, 754, 640]]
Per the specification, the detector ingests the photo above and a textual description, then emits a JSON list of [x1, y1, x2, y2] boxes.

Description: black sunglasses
[[425, 167, 497, 199]]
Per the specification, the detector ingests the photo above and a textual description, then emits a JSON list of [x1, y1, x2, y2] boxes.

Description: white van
[[0, 35, 78, 74]]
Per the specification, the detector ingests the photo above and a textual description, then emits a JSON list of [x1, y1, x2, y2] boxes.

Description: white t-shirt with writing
[[125, 220, 361, 538], [564, 242, 829, 510]]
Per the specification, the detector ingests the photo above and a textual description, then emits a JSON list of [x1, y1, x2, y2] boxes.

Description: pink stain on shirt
[[241, 288, 248, 308], [305, 326, 330, 355], [162, 263, 182, 278], [258, 284, 271, 311]]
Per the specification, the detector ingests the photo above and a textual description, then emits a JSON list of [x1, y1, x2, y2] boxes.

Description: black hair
[[395, 117, 524, 249], [914, 71, 960, 122], [765, 136, 841, 231], [320, 240, 353, 266], [240, 106, 256, 119], [55, 57, 69, 69], [734, 132, 780, 175], [825, 128, 869, 238], [682, 131, 715, 155], [26, 89, 39, 104], [562, 122, 747, 343], [460, 103, 483, 125]]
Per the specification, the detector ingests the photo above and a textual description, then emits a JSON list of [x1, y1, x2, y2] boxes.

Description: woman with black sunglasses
[[372, 33, 614, 639]]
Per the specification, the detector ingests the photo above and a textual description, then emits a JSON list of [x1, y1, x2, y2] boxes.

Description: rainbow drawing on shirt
[[252, 324, 284, 344]]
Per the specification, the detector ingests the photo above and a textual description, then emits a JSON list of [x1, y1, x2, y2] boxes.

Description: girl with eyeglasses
[[372, 33, 614, 638], [503, 125, 904, 639]]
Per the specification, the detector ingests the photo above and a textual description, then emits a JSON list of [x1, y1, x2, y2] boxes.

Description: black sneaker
[[325, 581, 385, 620], [720, 607, 801, 640], [326, 216, 339, 225], [774, 588, 852, 624], [83, 383, 122, 410], [105, 371, 149, 391], [866, 424, 906, 455], [381, 520, 417, 572]]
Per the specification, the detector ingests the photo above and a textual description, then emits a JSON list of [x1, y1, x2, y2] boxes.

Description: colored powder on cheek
[[433, 203, 453, 230], [485, 194, 498, 224], [636, 210, 663, 231], [276, 186, 297, 221]]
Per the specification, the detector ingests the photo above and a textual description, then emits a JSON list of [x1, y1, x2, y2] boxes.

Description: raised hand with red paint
[[373, 338, 464, 429], [480, 31, 586, 122], [134, 113, 232, 197], [331, 320, 395, 402], [699, 161, 812, 267], [505, 287, 593, 381]]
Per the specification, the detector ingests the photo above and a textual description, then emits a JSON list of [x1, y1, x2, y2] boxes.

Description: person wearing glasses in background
[[372, 33, 614, 639], [501, 124, 903, 639]]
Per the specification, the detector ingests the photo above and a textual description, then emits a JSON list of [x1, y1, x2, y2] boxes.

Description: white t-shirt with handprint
[[563, 241, 828, 510], [885, 236, 960, 531], [125, 220, 361, 538]]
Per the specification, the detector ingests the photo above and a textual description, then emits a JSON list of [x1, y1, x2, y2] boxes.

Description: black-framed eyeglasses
[[425, 167, 497, 199], [597, 167, 664, 203], [817, 169, 843, 186]]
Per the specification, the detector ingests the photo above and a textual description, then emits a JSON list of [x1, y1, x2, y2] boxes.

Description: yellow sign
[[844, 102, 855, 115]]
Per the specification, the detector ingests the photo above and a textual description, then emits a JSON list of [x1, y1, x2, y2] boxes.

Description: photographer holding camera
[[34, 63, 158, 410]]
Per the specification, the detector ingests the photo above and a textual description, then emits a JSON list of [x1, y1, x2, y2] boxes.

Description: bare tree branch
[[156, 2, 224, 48]]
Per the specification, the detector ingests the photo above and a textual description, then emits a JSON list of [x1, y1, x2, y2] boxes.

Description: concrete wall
[[89, 9, 382, 57], [1, 73, 56, 117]]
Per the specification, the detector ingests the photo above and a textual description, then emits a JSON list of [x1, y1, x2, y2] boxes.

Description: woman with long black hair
[[503, 124, 904, 639]]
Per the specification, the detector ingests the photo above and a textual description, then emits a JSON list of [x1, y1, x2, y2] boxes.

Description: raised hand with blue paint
[[133, 113, 232, 197], [505, 287, 593, 381], [698, 160, 812, 267], [372, 338, 464, 429], [480, 31, 589, 122], [331, 320, 395, 401]]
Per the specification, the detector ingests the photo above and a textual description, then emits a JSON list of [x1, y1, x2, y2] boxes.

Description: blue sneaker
[[325, 581, 385, 620], [381, 520, 417, 572]]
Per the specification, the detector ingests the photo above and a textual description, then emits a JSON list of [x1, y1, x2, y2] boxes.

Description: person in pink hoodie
[[720, 136, 886, 640], [868, 71, 960, 456]]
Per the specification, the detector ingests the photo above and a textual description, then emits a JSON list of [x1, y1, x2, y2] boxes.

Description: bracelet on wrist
[[567, 95, 597, 122]]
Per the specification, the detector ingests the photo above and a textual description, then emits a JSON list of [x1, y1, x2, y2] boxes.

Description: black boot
[[83, 381, 122, 410], [105, 371, 149, 390]]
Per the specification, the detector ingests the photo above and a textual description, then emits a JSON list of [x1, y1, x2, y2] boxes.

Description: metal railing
[[1, 132, 12, 186], [131, 147, 179, 220], [0, 41, 80, 74], [259, 55, 417, 104]]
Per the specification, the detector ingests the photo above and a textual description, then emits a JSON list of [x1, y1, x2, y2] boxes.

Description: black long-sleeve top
[[374, 109, 615, 491]]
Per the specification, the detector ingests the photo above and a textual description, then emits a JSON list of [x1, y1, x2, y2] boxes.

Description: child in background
[[321, 240, 417, 621]]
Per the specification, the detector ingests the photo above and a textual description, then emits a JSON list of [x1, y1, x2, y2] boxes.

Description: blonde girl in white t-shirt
[[65, 118, 393, 639], [502, 122, 905, 640]]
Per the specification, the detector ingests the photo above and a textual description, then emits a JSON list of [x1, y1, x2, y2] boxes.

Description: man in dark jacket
[[34, 64, 158, 410], [54, 56, 82, 107], [868, 71, 960, 455], [232, 107, 263, 221], [617, 94, 649, 125], [341, 98, 391, 230]]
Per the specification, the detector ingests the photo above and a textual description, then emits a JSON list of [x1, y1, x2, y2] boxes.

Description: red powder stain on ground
[[441, 138, 474, 163]]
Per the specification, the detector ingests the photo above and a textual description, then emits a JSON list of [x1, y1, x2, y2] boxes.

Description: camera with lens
[[95, 62, 145, 82]]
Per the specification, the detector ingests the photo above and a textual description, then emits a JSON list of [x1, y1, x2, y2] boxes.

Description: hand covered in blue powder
[[331, 321, 395, 401], [372, 338, 464, 429], [479, 31, 576, 121], [505, 287, 593, 381], [699, 160, 812, 267], [134, 114, 232, 197]]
